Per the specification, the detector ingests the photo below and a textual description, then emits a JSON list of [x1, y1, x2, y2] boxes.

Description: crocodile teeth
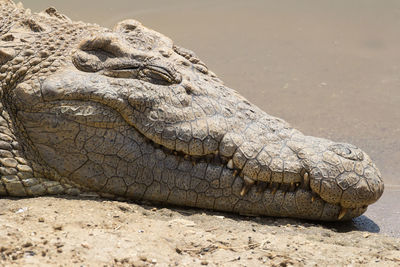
[[289, 182, 296, 191], [240, 176, 255, 196], [227, 159, 234, 169], [271, 187, 278, 195], [303, 172, 310, 189], [338, 208, 347, 220], [256, 182, 268, 193], [311, 196, 316, 202], [233, 170, 238, 176]]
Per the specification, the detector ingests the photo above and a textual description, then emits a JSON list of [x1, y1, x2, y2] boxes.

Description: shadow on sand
[[3, 194, 380, 234]]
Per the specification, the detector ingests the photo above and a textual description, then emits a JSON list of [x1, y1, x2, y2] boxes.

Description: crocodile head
[[2, 3, 383, 221]]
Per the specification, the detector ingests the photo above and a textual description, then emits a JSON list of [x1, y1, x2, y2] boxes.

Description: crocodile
[[0, 0, 384, 221]]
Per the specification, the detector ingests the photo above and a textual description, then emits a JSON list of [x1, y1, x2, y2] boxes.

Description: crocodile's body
[[0, 1, 384, 221]]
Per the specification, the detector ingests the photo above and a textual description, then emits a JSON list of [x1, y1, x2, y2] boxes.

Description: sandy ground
[[1, 0, 400, 266], [1, 197, 399, 266]]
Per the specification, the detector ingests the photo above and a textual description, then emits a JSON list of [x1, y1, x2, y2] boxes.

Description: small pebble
[[53, 225, 63, 231], [22, 242, 32, 248], [363, 233, 371, 238]]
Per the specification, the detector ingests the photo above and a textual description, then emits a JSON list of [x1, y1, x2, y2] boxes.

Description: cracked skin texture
[[0, 0, 384, 221]]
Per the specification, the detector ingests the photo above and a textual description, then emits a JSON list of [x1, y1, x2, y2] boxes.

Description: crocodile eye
[[328, 143, 364, 161], [139, 64, 181, 85]]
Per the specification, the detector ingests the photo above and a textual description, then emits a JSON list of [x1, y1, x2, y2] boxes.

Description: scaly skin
[[0, 1, 384, 221]]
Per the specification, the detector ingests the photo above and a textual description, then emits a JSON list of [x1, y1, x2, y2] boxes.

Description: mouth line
[[139, 136, 359, 219], [132, 141, 368, 220]]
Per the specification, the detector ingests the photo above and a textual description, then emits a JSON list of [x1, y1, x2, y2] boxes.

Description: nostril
[[343, 147, 352, 155], [328, 143, 364, 161]]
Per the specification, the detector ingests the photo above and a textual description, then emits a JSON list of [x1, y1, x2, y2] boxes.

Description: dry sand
[[1, 197, 399, 266], [1, 0, 400, 265]]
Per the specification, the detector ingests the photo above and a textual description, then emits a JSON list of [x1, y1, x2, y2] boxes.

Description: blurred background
[[21, 0, 400, 236]]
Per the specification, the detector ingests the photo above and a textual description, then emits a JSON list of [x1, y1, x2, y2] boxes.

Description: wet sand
[[19, 0, 400, 237]]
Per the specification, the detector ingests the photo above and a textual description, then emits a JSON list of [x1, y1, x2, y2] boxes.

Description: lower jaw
[[97, 178, 366, 221], [224, 184, 367, 221]]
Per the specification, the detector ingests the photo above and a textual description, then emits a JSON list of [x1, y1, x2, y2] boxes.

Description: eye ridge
[[73, 33, 182, 85]]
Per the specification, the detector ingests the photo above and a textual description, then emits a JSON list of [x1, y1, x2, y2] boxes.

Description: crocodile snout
[[306, 142, 384, 211]]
